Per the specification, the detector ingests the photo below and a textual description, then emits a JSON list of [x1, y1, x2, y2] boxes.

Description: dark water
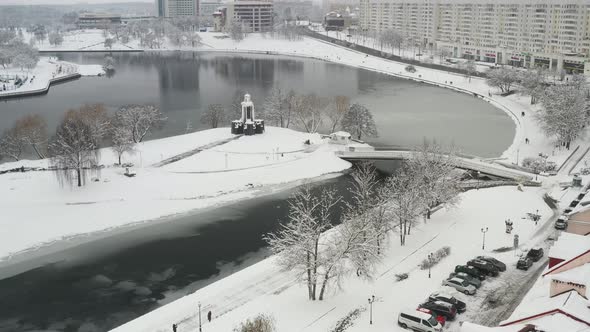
[[0, 52, 514, 331], [0, 52, 514, 157], [0, 175, 356, 332]]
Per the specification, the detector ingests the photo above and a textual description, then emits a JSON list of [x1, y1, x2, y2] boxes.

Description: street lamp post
[[481, 227, 488, 250], [368, 295, 375, 325], [198, 302, 202, 331], [428, 253, 434, 278]]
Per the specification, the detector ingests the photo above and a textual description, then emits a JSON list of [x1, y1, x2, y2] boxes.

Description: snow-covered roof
[[547, 232, 590, 261], [551, 263, 590, 290], [501, 290, 590, 328], [460, 322, 528, 332], [331, 131, 351, 138]]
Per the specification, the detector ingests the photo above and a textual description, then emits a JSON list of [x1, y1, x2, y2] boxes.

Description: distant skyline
[[0, 0, 152, 5]]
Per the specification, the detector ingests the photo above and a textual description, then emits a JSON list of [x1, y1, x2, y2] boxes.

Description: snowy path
[[152, 136, 243, 167]]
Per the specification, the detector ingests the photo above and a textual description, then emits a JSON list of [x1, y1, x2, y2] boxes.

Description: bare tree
[[537, 85, 586, 149], [14, 114, 47, 159], [49, 115, 100, 187], [326, 96, 349, 133], [486, 67, 518, 94], [48, 31, 64, 46], [291, 93, 327, 133], [519, 69, 546, 104], [104, 38, 114, 49], [114, 105, 166, 143], [201, 104, 226, 128], [229, 21, 245, 41], [569, 73, 587, 91], [67, 104, 111, 144], [110, 126, 134, 165], [264, 87, 290, 128], [0, 129, 24, 161], [462, 60, 477, 82], [341, 103, 378, 140]]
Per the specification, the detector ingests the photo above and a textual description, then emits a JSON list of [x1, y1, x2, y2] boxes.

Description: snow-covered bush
[[394, 273, 409, 281], [405, 65, 417, 73], [330, 307, 365, 332], [419, 246, 451, 270], [233, 314, 275, 332], [522, 157, 545, 173]]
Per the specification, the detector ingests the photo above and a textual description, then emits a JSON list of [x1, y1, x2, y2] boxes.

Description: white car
[[442, 277, 477, 295], [398, 308, 443, 332]]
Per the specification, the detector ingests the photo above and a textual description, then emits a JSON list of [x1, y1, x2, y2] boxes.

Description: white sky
[[0, 0, 152, 5]]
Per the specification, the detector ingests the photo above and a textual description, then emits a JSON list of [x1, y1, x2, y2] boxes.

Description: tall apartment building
[[156, 0, 199, 17], [222, 0, 274, 32], [359, 0, 590, 74]]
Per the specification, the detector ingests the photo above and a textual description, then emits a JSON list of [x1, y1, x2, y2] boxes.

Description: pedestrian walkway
[[151, 136, 243, 167]]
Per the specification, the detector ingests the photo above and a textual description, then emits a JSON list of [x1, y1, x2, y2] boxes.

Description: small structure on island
[[329, 131, 351, 145], [231, 93, 265, 136]]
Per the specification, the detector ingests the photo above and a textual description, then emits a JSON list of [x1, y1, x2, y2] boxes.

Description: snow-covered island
[[0, 126, 353, 264]]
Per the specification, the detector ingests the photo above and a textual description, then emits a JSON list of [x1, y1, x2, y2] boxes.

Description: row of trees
[[104, 19, 202, 49], [0, 104, 165, 186], [266, 142, 460, 301], [0, 32, 39, 71], [199, 90, 378, 139]]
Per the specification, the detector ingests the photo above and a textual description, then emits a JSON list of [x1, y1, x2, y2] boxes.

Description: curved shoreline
[[0, 72, 81, 100]]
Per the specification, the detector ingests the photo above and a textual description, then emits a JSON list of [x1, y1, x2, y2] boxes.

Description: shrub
[[395, 273, 409, 281], [234, 314, 276, 332], [405, 65, 417, 73], [419, 246, 451, 270]]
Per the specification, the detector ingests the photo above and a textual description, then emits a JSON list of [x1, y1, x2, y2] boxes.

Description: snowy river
[[0, 52, 514, 331]]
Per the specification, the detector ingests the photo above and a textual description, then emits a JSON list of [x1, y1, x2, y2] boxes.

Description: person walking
[[208, 311, 212, 322], [172, 323, 177, 332]]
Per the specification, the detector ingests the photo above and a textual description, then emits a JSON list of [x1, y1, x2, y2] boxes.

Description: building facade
[[224, 0, 274, 32], [359, 0, 590, 73], [77, 13, 122, 29], [156, 0, 199, 17]]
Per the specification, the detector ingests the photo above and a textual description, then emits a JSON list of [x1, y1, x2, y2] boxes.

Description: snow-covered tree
[[537, 85, 586, 149], [378, 28, 402, 54], [341, 103, 378, 140], [233, 314, 276, 332], [486, 67, 519, 93], [291, 93, 327, 133], [110, 126, 134, 165], [264, 87, 290, 128], [569, 73, 587, 91], [104, 55, 115, 72], [70, 104, 111, 144], [49, 115, 100, 187], [48, 31, 63, 46], [114, 104, 166, 143], [200, 104, 225, 128], [326, 95, 349, 133], [104, 38, 114, 49], [229, 21, 245, 41], [461, 60, 477, 82], [519, 69, 546, 104], [0, 128, 24, 161]]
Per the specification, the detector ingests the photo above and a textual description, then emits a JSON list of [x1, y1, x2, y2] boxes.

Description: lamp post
[[428, 253, 434, 278], [481, 227, 488, 250], [368, 295, 375, 325], [477, 171, 481, 190], [198, 302, 202, 331]]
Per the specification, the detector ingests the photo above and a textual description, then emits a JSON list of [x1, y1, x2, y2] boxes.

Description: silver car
[[442, 277, 477, 295]]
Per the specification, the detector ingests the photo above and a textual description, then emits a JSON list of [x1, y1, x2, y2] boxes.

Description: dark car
[[527, 248, 544, 262], [467, 259, 499, 277], [455, 265, 486, 280], [419, 300, 457, 320], [476, 256, 507, 271], [517, 256, 533, 270], [428, 292, 466, 313], [555, 216, 568, 230]]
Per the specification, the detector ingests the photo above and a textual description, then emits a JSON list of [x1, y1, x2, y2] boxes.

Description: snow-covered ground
[[111, 185, 554, 332], [0, 127, 352, 263], [0, 56, 104, 97]]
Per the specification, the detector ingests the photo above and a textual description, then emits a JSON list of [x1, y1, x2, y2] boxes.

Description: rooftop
[[547, 232, 590, 261]]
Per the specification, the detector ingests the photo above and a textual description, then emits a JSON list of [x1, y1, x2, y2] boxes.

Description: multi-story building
[[359, 0, 590, 74], [219, 0, 274, 32], [156, 0, 199, 17], [77, 13, 122, 29]]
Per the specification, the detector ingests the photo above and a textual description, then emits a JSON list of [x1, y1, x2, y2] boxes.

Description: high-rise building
[[224, 0, 274, 32], [156, 0, 199, 17], [359, 0, 590, 74]]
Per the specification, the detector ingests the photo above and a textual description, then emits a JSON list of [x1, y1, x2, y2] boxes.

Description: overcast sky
[[0, 0, 152, 5]]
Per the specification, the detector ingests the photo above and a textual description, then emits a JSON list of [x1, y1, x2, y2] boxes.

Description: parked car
[[416, 307, 446, 326], [428, 292, 467, 313], [449, 272, 482, 288], [419, 301, 457, 320], [569, 199, 580, 208], [467, 259, 500, 277], [398, 308, 443, 332], [476, 256, 507, 271], [517, 256, 533, 270], [555, 216, 568, 230], [527, 248, 544, 262], [455, 265, 487, 280], [442, 277, 477, 295]]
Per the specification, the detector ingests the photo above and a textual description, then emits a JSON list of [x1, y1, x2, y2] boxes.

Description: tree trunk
[[32, 144, 45, 159], [77, 167, 82, 187], [318, 268, 332, 300], [118, 154, 122, 165], [311, 238, 319, 300], [306, 252, 313, 300]]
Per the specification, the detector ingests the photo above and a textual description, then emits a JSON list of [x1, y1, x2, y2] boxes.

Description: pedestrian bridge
[[335, 149, 535, 181]]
